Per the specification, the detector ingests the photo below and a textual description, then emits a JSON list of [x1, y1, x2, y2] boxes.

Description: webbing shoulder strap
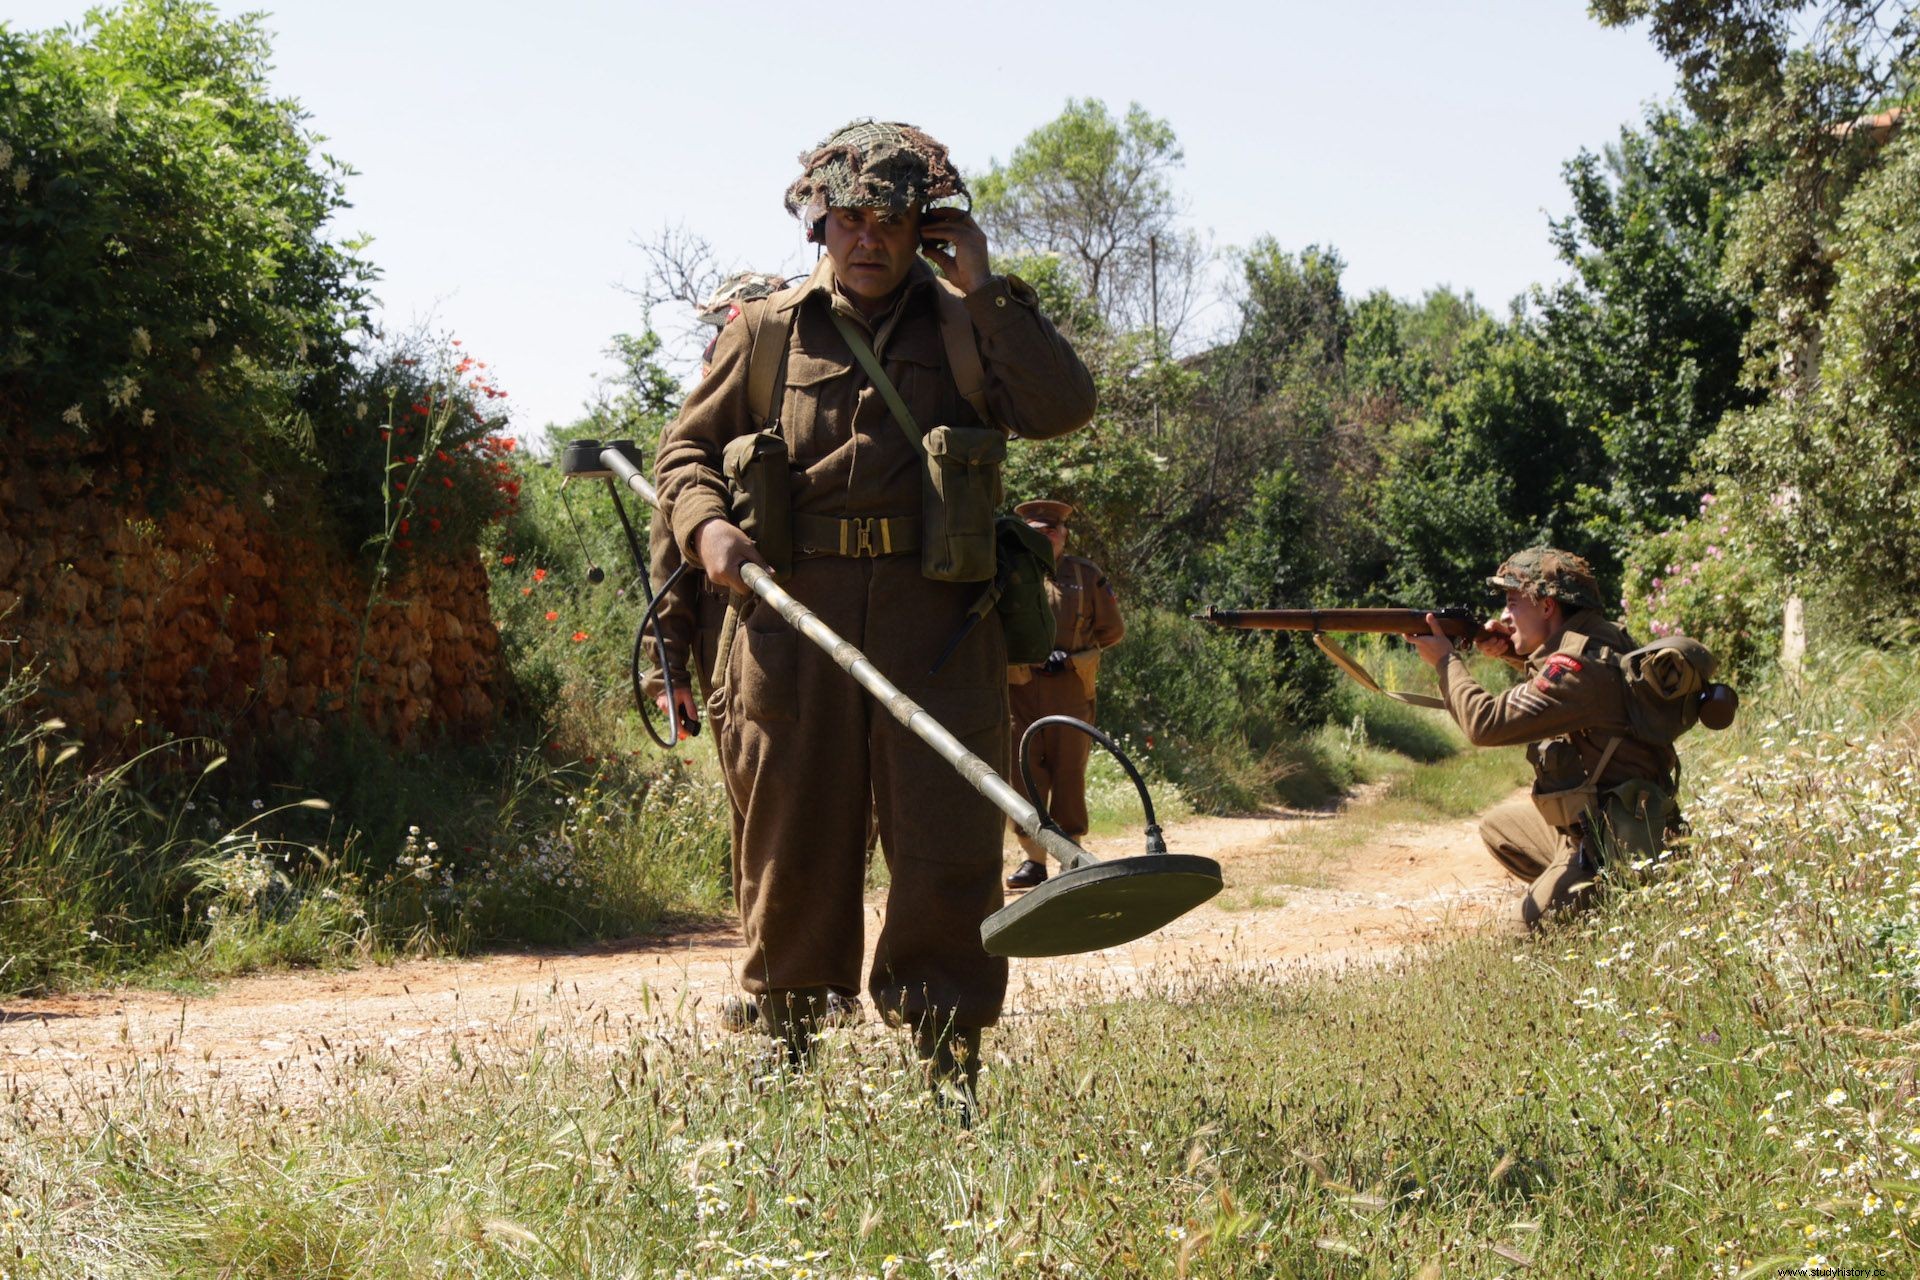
[[746, 295, 800, 429], [828, 310, 928, 459], [932, 280, 994, 426]]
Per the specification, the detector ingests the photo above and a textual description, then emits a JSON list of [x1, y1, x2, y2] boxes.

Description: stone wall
[[0, 450, 503, 748]]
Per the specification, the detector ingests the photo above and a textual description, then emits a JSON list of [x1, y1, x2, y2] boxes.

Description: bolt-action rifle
[[1193, 605, 1489, 707]]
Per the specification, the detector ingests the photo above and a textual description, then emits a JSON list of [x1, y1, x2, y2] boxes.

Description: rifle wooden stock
[[1194, 606, 1484, 640]]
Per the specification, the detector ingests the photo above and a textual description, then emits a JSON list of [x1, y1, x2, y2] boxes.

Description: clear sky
[[9, 0, 1679, 437]]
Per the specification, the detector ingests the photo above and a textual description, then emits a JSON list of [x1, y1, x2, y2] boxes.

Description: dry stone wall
[[0, 447, 502, 748]]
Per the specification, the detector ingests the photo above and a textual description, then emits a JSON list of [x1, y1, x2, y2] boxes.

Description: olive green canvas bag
[[824, 310, 1056, 663], [828, 310, 1001, 583]]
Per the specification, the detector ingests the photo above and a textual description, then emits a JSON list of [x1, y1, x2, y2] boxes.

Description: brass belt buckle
[[851, 517, 877, 557]]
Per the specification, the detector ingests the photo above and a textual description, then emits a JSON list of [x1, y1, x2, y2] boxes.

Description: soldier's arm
[[1436, 652, 1616, 748], [964, 275, 1097, 440], [656, 306, 756, 563], [1089, 570, 1126, 649]]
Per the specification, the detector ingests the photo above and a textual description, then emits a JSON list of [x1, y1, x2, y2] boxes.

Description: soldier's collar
[[781, 256, 937, 316]]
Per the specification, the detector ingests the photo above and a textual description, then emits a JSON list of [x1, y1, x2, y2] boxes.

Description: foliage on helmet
[[783, 120, 969, 226]]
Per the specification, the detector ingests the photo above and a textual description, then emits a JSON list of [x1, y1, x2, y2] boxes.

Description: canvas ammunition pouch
[[829, 311, 1002, 583], [723, 430, 792, 578], [1530, 735, 1619, 832], [919, 424, 1006, 581]]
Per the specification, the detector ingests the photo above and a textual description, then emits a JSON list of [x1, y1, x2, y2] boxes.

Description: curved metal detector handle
[[1019, 714, 1167, 856], [595, 447, 1084, 866], [632, 560, 691, 748]]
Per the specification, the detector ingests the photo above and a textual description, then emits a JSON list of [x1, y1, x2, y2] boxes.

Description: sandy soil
[[0, 801, 1515, 1109]]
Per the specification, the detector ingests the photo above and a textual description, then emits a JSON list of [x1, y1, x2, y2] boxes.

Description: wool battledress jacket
[[652, 256, 1094, 1027]]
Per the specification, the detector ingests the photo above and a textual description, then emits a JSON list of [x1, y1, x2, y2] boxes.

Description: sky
[[8, 0, 1681, 437]]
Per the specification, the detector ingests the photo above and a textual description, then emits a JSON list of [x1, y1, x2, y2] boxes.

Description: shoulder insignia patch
[[725, 304, 743, 326], [1534, 653, 1583, 691]]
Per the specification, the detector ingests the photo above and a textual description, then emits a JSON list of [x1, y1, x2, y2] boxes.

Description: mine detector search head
[[559, 437, 1223, 957]]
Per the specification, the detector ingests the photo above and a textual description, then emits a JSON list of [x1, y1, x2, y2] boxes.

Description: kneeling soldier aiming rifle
[[1199, 547, 1735, 933]]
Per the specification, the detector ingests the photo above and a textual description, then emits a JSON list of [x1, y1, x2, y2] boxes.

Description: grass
[[6, 647, 1917, 1274]]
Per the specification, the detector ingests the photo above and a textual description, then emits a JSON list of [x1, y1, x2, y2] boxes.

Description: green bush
[[0, 0, 372, 452], [1620, 488, 1784, 679]]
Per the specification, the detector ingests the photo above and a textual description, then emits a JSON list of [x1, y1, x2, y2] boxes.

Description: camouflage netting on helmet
[[1489, 547, 1605, 612], [783, 119, 969, 225]]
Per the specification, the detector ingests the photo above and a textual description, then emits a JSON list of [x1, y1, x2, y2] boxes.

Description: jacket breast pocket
[[735, 623, 798, 724], [780, 354, 852, 463]]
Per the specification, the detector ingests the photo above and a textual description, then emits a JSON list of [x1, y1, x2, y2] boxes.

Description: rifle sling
[[1312, 634, 1447, 710]]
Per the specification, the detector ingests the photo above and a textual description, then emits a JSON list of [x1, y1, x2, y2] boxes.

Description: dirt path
[[0, 802, 1513, 1108]]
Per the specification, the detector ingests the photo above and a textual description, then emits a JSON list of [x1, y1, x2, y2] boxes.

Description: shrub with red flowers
[[309, 334, 521, 561]]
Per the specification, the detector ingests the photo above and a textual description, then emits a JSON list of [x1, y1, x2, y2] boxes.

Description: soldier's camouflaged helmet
[[1488, 547, 1605, 612], [696, 272, 789, 328], [783, 120, 969, 226]]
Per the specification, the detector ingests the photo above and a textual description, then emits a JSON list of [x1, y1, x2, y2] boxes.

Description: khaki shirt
[[1435, 609, 1671, 792], [1009, 554, 1125, 693], [1050, 555, 1125, 656], [657, 257, 1095, 559]]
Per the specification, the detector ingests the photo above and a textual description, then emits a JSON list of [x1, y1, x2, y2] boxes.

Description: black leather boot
[[1004, 859, 1048, 889]]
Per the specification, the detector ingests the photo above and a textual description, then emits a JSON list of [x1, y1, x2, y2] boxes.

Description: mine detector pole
[[591, 443, 1092, 872]]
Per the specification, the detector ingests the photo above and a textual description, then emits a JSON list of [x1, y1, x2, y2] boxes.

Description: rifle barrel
[[1195, 606, 1482, 639]]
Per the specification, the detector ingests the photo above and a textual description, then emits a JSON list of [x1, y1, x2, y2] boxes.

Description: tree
[[1378, 322, 1607, 602], [973, 99, 1206, 342], [1709, 128, 1920, 606], [1534, 105, 1761, 544], [1592, 0, 1917, 381], [0, 0, 374, 453], [1594, 0, 1919, 635]]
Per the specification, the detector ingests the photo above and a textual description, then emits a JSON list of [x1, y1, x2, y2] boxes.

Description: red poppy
[[532, 568, 548, 583], [520, 587, 532, 597], [501, 554, 516, 565], [545, 611, 559, 622], [570, 631, 589, 643]]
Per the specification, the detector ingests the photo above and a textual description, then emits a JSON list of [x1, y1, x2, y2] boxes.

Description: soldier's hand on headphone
[[691, 518, 771, 594], [920, 209, 991, 295]]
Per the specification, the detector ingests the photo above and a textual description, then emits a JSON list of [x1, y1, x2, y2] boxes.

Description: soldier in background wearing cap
[[1004, 500, 1126, 889], [654, 120, 1095, 1101], [1403, 547, 1677, 932]]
